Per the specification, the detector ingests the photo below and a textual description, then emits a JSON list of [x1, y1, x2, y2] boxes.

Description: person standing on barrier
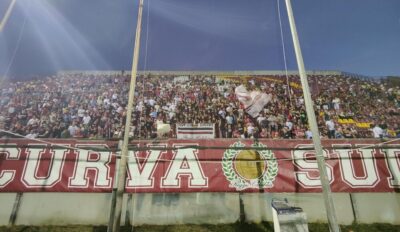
[[325, 118, 335, 139]]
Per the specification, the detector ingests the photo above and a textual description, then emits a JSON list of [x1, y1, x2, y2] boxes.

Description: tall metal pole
[[284, 0, 340, 231], [107, 142, 122, 232], [112, 0, 144, 231]]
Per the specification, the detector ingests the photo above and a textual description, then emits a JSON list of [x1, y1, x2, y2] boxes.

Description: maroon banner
[[0, 139, 399, 193]]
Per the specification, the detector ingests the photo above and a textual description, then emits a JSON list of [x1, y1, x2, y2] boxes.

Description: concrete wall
[[129, 193, 239, 225], [351, 193, 400, 224], [241, 193, 355, 225], [0, 192, 399, 226], [0, 193, 16, 225], [14, 193, 112, 225]]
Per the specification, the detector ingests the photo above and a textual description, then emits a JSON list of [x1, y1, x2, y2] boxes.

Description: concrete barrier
[[0, 193, 16, 225], [351, 193, 400, 224], [241, 193, 354, 225], [0, 192, 398, 226], [129, 193, 239, 225], [14, 193, 112, 225]]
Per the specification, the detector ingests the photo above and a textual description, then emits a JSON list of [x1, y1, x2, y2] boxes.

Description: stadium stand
[[0, 72, 399, 140]]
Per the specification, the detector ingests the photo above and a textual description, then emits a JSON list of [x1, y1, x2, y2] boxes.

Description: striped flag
[[176, 123, 215, 139]]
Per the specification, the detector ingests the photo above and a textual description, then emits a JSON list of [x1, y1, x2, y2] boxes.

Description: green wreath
[[222, 141, 278, 190], [252, 142, 278, 187]]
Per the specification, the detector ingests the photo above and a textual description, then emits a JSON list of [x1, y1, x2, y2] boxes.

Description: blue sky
[[0, 0, 399, 79]]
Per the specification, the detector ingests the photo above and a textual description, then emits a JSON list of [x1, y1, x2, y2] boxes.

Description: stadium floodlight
[[0, 0, 17, 32], [284, 0, 341, 231], [111, 0, 144, 231]]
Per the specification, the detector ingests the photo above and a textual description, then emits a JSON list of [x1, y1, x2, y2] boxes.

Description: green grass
[[0, 223, 399, 232]]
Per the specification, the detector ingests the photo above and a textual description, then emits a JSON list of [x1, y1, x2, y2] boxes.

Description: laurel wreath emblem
[[222, 141, 278, 190]]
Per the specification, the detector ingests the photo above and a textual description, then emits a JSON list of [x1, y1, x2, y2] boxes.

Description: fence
[[0, 138, 399, 226]]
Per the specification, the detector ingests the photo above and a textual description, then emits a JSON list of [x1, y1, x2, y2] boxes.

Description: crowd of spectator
[[0, 72, 399, 140]]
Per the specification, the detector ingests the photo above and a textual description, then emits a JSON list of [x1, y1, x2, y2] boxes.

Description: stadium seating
[[0, 72, 399, 139]]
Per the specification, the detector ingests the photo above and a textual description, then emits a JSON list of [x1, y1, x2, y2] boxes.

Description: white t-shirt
[[82, 115, 91, 125], [285, 121, 293, 131], [372, 126, 383, 138], [27, 118, 38, 126], [26, 133, 38, 139], [305, 130, 313, 139], [78, 108, 85, 118], [68, 125, 78, 136], [148, 99, 156, 106], [103, 98, 110, 105], [247, 125, 255, 135], [257, 116, 266, 125], [326, 120, 335, 131], [218, 110, 226, 118], [226, 115, 234, 125]]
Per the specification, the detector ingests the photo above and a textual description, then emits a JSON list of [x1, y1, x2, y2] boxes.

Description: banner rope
[[276, 0, 292, 103], [1, 129, 399, 164]]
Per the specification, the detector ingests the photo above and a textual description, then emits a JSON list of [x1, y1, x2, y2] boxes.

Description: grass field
[[1, 223, 400, 232]]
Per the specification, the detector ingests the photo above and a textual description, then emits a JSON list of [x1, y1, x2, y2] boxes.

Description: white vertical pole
[[284, 0, 340, 231], [107, 142, 122, 232], [272, 207, 281, 232], [112, 0, 144, 231]]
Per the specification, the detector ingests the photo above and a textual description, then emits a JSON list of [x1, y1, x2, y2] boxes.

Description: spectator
[[372, 124, 383, 139], [325, 118, 336, 139], [0, 72, 397, 140], [305, 128, 313, 139]]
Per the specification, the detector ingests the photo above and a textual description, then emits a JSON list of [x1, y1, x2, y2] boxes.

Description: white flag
[[156, 120, 171, 137], [235, 85, 271, 118]]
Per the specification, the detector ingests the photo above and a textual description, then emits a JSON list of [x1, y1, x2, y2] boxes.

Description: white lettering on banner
[[292, 145, 333, 188], [22, 146, 67, 187], [162, 145, 208, 188], [334, 145, 379, 188], [126, 145, 166, 188], [0, 140, 399, 192], [383, 148, 400, 187], [69, 150, 112, 188], [0, 146, 19, 187]]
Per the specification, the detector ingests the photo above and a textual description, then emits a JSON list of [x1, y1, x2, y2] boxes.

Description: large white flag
[[156, 120, 171, 137], [235, 85, 271, 118]]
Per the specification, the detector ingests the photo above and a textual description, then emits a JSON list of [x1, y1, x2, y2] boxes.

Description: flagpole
[[284, 0, 340, 231], [112, 0, 144, 231]]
